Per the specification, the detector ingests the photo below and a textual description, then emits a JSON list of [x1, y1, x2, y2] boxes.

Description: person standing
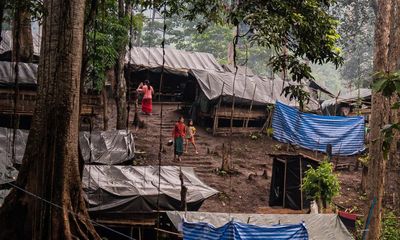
[[137, 80, 154, 115], [185, 119, 198, 154], [172, 116, 186, 161]]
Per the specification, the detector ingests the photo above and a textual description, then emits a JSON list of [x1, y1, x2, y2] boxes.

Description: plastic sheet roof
[[0, 61, 38, 87], [79, 130, 135, 165], [191, 69, 321, 109], [83, 165, 218, 213], [0, 30, 41, 56], [125, 47, 224, 72], [166, 211, 354, 240], [322, 88, 371, 109]]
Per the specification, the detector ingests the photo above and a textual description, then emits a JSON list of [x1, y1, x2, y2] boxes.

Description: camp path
[[103, 102, 368, 214]]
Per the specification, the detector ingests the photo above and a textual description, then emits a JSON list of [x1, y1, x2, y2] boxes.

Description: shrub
[[302, 160, 340, 209]]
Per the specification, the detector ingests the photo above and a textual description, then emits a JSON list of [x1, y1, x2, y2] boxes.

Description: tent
[[83, 165, 218, 215], [79, 130, 135, 164], [165, 211, 354, 240], [269, 153, 320, 210]]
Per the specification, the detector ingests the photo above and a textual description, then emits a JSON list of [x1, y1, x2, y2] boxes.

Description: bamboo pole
[[213, 83, 225, 135], [245, 84, 257, 128], [283, 158, 288, 208]]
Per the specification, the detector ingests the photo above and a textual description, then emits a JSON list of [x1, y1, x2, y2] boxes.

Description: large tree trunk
[[0, 1, 99, 239], [12, 2, 34, 62], [114, 0, 130, 130], [365, 0, 392, 239], [387, 0, 400, 213]]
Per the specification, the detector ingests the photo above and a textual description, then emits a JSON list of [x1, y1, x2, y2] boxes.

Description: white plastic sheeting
[[0, 61, 38, 87], [125, 47, 224, 72], [83, 165, 218, 213]]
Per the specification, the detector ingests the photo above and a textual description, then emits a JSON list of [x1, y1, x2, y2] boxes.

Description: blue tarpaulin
[[272, 101, 365, 156], [183, 221, 308, 240]]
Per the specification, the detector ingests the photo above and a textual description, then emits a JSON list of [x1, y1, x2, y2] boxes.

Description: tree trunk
[[0, 1, 99, 239], [12, 2, 34, 62], [387, 0, 400, 213], [114, 0, 129, 130], [365, 0, 392, 239]]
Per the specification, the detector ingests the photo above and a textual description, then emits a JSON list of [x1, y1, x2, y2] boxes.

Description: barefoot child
[[185, 119, 198, 154]]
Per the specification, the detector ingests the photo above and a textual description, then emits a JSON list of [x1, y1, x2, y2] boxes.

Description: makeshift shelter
[[83, 165, 218, 216], [273, 101, 365, 156], [0, 30, 41, 62], [164, 211, 354, 240], [269, 153, 320, 210], [0, 61, 38, 124], [321, 88, 371, 119], [125, 47, 330, 134], [0, 127, 135, 165], [124, 47, 224, 102], [79, 130, 135, 164], [0, 61, 103, 129]]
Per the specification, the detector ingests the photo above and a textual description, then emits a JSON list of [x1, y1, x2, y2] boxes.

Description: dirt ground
[[96, 102, 368, 215]]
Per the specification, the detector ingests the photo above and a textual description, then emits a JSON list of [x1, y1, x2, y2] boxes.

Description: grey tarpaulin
[[0, 189, 11, 207], [322, 88, 371, 107], [79, 130, 135, 164], [0, 30, 41, 56], [321, 88, 371, 114], [83, 165, 218, 214], [166, 211, 354, 240], [222, 64, 255, 76], [125, 47, 224, 72], [0, 61, 38, 87], [0, 127, 28, 166], [190, 69, 320, 110], [0, 128, 135, 166]]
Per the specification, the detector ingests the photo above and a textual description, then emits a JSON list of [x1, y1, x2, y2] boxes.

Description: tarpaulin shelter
[[321, 88, 371, 118], [83, 165, 218, 215], [124, 47, 224, 102], [0, 127, 136, 165], [0, 62, 38, 123], [0, 30, 41, 62], [269, 153, 320, 210], [272, 101, 365, 155], [79, 130, 135, 164], [182, 220, 308, 240], [165, 211, 354, 240]]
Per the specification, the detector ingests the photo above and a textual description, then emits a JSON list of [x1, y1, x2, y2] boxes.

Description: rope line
[[156, 3, 167, 239], [6, 182, 135, 240]]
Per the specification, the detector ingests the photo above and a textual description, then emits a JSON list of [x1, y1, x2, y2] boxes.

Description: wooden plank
[[95, 219, 156, 226]]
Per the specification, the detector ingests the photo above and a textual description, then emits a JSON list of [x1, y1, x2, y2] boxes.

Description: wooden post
[[300, 157, 303, 210], [180, 168, 187, 212], [102, 86, 108, 130], [283, 158, 288, 208], [213, 83, 225, 135], [245, 84, 257, 128]]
